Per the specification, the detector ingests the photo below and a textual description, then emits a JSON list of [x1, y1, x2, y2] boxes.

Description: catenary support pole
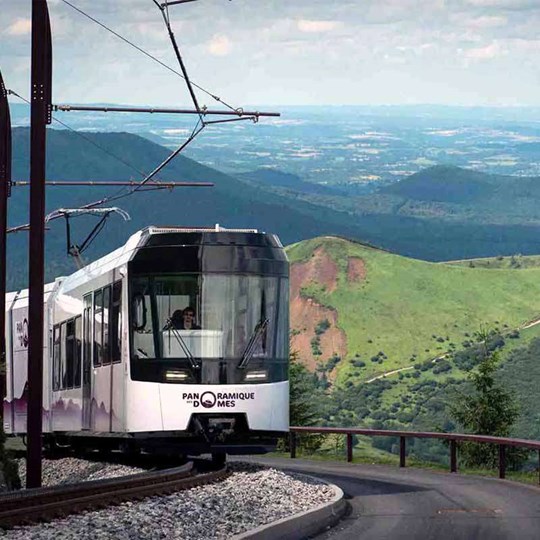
[[27, 0, 52, 489], [0, 70, 11, 428]]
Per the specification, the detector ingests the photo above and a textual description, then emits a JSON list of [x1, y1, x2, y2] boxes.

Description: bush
[[310, 336, 322, 356], [314, 319, 331, 336], [326, 354, 341, 371], [397, 411, 414, 423], [0, 428, 20, 491], [433, 360, 452, 375]]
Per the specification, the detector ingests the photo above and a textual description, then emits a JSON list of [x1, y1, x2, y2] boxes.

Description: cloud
[[466, 15, 508, 28], [464, 0, 539, 9], [297, 20, 343, 33], [207, 34, 232, 56], [464, 41, 503, 59], [6, 18, 32, 36]]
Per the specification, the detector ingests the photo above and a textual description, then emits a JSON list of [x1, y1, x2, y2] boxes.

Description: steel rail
[[289, 426, 540, 482], [0, 461, 228, 528]]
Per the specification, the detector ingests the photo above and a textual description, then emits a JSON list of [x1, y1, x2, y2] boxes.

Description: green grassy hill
[[287, 236, 540, 386], [287, 236, 540, 454]]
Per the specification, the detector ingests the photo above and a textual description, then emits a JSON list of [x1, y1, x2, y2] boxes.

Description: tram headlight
[[244, 369, 268, 382], [165, 369, 190, 382]]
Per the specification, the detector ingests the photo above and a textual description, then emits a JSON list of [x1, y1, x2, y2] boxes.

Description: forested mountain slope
[[9, 129, 540, 292]]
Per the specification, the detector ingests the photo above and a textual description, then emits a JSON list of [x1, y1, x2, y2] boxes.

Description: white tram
[[3, 226, 289, 456]]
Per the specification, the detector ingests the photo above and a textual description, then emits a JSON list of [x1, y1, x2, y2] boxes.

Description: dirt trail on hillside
[[521, 317, 540, 330]]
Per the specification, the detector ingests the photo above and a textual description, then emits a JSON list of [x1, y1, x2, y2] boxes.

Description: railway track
[[0, 460, 228, 529]]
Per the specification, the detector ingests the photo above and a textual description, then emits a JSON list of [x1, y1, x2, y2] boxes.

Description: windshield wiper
[[238, 318, 269, 369], [166, 318, 199, 370]]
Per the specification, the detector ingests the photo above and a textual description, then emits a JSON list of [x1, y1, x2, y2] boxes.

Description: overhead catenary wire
[[59, 0, 239, 112], [5, 106, 210, 234], [6, 0, 266, 235], [8, 89, 150, 180], [6, 89, 175, 222]]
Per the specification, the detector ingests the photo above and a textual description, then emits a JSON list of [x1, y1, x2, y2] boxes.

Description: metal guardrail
[[289, 427, 540, 482]]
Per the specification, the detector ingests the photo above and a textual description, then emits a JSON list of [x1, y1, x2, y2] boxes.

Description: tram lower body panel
[[123, 380, 289, 454]]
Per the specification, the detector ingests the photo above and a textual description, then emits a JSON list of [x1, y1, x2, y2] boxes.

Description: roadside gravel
[[2, 462, 335, 539]]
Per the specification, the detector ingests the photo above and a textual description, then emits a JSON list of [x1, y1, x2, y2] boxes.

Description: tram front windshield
[[130, 274, 288, 384]]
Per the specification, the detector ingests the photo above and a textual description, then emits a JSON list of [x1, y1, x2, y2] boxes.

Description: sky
[[2, 0, 540, 108]]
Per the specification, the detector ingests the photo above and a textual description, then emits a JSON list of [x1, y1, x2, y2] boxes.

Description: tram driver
[[167, 306, 201, 330]]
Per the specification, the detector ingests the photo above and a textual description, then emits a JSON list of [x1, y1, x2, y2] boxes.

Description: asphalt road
[[247, 457, 540, 540]]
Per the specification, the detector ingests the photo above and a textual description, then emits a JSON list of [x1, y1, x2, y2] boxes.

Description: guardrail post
[[346, 433, 353, 462], [450, 440, 457, 473], [499, 444, 506, 479], [399, 436, 406, 468], [290, 432, 296, 459]]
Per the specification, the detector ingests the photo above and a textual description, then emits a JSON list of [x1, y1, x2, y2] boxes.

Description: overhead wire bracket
[[46, 207, 131, 268]]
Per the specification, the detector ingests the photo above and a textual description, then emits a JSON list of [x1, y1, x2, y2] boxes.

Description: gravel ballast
[[16, 457, 145, 487], [1, 463, 335, 539]]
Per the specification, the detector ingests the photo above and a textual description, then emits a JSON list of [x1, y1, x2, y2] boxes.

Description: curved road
[[247, 457, 540, 540]]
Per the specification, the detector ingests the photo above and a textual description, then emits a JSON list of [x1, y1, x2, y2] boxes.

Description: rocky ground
[[1, 462, 335, 539], [15, 457, 144, 487]]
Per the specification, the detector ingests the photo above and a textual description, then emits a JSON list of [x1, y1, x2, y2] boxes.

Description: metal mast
[[27, 0, 52, 489], [0, 70, 12, 433]]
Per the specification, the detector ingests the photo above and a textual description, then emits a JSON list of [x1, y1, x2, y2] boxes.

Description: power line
[[7, 0, 276, 234], [8, 89, 149, 180], [59, 0, 239, 112], [6, 89, 211, 234]]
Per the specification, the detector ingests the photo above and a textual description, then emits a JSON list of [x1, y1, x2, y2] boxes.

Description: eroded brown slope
[[290, 247, 347, 376]]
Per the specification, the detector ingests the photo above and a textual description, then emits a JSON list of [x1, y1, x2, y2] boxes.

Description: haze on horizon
[[2, 0, 540, 109]]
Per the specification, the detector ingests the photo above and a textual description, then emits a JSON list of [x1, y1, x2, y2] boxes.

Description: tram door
[[82, 294, 92, 429]]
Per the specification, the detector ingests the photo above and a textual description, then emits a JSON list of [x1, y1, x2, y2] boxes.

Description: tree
[[287, 350, 326, 453], [0, 363, 20, 490], [290, 350, 323, 427], [449, 333, 525, 469]]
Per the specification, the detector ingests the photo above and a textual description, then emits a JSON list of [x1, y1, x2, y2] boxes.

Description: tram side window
[[112, 281, 122, 363], [60, 322, 67, 389], [53, 318, 82, 391], [53, 325, 61, 392], [74, 316, 82, 387], [93, 289, 103, 367], [65, 318, 82, 389], [102, 286, 111, 365], [83, 296, 92, 385], [65, 320, 75, 389]]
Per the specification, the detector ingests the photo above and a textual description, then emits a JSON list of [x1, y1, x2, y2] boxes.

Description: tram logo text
[[182, 391, 255, 409], [15, 319, 29, 349]]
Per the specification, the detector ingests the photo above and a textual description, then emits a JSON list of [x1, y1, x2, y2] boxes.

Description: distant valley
[[7, 127, 540, 293]]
